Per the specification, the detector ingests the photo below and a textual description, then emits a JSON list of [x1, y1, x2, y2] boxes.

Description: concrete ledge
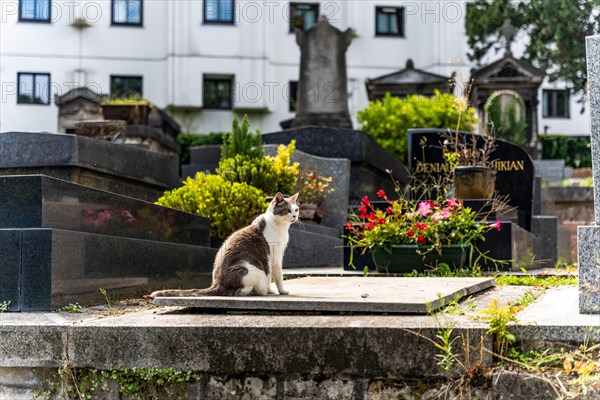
[[0, 312, 491, 378]]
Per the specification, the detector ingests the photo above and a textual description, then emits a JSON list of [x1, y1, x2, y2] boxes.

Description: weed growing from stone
[[495, 274, 578, 288], [36, 366, 196, 399], [99, 288, 113, 312], [59, 303, 83, 313], [0, 300, 10, 312], [478, 300, 521, 358]]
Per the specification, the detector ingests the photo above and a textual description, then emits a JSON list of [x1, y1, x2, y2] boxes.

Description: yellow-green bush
[[217, 141, 299, 195], [156, 173, 268, 239], [357, 91, 477, 163]]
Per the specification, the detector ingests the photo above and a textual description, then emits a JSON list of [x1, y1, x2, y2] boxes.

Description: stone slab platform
[[154, 277, 495, 314]]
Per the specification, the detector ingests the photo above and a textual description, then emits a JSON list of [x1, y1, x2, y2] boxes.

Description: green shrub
[[217, 141, 299, 195], [357, 91, 477, 163], [176, 132, 224, 165], [540, 135, 591, 168], [156, 173, 267, 239], [221, 115, 263, 160]]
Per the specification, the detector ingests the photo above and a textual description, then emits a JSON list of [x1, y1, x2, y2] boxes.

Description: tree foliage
[[466, 0, 600, 105], [357, 92, 477, 163]]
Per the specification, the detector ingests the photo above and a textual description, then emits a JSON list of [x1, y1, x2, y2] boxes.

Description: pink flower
[[386, 207, 394, 215], [441, 208, 452, 219], [448, 197, 459, 207], [377, 190, 386, 199], [431, 212, 442, 223], [493, 220, 501, 231], [417, 201, 432, 217]]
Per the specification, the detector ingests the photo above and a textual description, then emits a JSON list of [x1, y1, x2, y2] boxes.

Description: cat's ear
[[274, 192, 284, 202], [290, 193, 299, 203]]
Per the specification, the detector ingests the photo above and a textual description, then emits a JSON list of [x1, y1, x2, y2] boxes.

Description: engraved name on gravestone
[[578, 35, 600, 314], [407, 129, 535, 232]]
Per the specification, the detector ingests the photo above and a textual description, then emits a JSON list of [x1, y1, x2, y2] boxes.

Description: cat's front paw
[[278, 289, 289, 295]]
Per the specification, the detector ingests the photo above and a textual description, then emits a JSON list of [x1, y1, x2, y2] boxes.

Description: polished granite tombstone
[[0, 175, 209, 246], [408, 129, 534, 231], [0, 175, 216, 312], [262, 127, 411, 203], [0, 132, 180, 201]]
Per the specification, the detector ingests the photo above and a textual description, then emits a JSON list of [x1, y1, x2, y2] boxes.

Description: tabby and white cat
[[151, 192, 299, 298]]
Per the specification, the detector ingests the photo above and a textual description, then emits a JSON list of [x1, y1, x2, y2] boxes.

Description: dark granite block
[[0, 230, 21, 311], [532, 216, 558, 268], [0, 175, 210, 246], [0, 228, 217, 311], [0, 132, 180, 201], [22, 229, 53, 311], [285, 226, 343, 268]]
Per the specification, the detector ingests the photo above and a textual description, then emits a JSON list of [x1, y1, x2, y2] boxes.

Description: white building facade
[[0, 0, 589, 136]]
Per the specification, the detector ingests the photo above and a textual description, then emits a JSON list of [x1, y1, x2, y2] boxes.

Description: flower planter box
[[372, 244, 469, 274], [102, 104, 151, 125]]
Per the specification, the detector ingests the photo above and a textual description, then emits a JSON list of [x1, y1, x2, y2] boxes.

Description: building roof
[[367, 59, 451, 85]]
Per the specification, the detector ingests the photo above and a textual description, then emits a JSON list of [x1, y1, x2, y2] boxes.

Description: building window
[[110, 76, 143, 98], [204, 0, 234, 24], [203, 76, 233, 110], [112, 0, 143, 26], [543, 89, 570, 118], [289, 81, 298, 112], [376, 6, 404, 37], [290, 3, 319, 32], [17, 73, 50, 105], [19, 0, 51, 22]]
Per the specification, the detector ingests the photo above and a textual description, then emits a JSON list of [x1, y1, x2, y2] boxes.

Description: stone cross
[[578, 35, 600, 314], [292, 16, 355, 129]]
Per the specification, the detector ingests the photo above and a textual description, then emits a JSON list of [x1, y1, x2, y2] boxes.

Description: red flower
[[368, 212, 376, 221], [367, 222, 375, 230], [344, 222, 354, 230], [415, 222, 428, 231], [378, 218, 386, 225], [417, 235, 426, 245], [377, 189, 386, 198], [358, 204, 368, 218], [386, 207, 394, 215], [361, 196, 371, 206], [407, 230, 414, 237]]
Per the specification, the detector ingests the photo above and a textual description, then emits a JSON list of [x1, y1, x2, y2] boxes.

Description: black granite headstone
[[407, 129, 534, 231]]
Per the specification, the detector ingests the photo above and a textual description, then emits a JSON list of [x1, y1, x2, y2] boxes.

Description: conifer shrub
[[217, 141, 299, 195]]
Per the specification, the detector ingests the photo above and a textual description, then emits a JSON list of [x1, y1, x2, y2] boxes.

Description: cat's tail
[[150, 284, 222, 298]]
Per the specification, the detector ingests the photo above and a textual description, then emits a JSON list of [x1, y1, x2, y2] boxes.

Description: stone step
[[0, 175, 210, 246], [0, 228, 216, 311]]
